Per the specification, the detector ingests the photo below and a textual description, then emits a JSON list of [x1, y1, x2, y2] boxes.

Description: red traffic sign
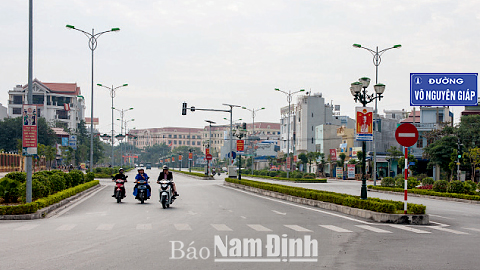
[[206, 154, 213, 161], [395, 123, 419, 147]]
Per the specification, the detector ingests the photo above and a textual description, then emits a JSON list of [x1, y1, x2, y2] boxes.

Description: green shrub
[[279, 171, 287, 178], [86, 172, 95, 182], [407, 177, 420, 189], [447, 180, 465, 194], [421, 177, 435, 186], [433, 180, 448, 192], [5, 172, 26, 183], [478, 181, 480, 192], [0, 178, 21, 203], [32, 174, 51, 196], [268, 171, 278, 177], [63, 173, 73, 188], [303, 174, 315, 179], [464, 180, 477, 194], [69, 170, 85, 186], [48, 173, 66, 193], [381, 177, 395, 187], [394, 175, 404, 188], [30, 179, 49, 201]]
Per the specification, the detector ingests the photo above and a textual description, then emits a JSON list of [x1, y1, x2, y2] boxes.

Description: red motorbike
[[113, 177, 127, 203]]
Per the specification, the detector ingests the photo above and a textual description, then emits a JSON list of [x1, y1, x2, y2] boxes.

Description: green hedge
[[173, 170, 212, 178], [0, 180, 99, 215], [368, 185, 480, 201], [227, 178, 425, 214], [241, 174, 327, 183]]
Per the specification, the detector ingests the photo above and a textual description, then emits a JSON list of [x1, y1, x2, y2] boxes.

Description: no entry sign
[[395, 123, 419, 147]]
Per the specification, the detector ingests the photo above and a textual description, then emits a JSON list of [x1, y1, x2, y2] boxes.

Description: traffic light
[[242, 122, 247, 130], [182, 102, 187, 115]]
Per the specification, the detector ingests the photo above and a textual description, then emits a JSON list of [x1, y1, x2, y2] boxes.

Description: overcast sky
[[1, 0, 479, 133]]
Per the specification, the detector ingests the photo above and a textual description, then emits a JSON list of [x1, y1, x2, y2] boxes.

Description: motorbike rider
[[134, 168, 151, 198], [157, 165, 178, 197], [112, 168, 127, 197]]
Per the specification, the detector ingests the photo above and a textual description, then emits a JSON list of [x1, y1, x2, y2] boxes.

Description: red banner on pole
[[22, 105, 37, 155], [236, 140, 245, 152]]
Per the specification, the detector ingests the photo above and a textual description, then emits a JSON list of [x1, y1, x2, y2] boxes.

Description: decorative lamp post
[[274, 88, 305, 178], [113, 107, 133, 166], [353, 43, 401, 186], [242, 107, 265, 174], [66, 24, 120, 172], [205, 120, 216, 176], [351, 77, 386, 199], [97, 83, 128, 168]]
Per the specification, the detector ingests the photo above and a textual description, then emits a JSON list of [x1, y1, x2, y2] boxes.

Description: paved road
[[1, 169, 479, 269]]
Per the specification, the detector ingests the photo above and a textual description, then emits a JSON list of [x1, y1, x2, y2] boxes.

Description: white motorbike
[[158, 179, 175, 209]]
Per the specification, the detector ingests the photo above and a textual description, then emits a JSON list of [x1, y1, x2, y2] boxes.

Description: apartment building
[[129, 127, 203, 150]]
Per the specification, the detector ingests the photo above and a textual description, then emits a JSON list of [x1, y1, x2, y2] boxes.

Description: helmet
[[119, 168, 124, 172], [162, 165, 169, 170], [137, 168, 144, 172]]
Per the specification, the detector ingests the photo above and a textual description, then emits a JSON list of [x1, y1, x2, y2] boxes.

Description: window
[[13, 95, 23, 104], [168, 140, 172, 145], [174, 135, 177, 138], [174, 140, 177, 144], [197, 141, 201, 145], [417, 135, 423, 148], [169, 135, 172, 138], [12, 108, 21, 114]]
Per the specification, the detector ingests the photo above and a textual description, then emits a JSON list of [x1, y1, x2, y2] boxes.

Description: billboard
[[355, 107, 373, 141], [22, 105, 37, 156]]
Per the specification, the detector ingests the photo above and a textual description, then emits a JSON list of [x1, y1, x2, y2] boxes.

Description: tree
[[336, 153, 347, 169], [0, 117, 55, 152], [298, 153, 308, 171], [307, 152, 321, 173], [423, 135, 457, 174], [457, 115, 480, 150], [386, 146, 402, 175], [465, 147, 480, 181]]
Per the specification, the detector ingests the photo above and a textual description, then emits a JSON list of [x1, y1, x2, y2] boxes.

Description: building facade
[[129, 127, 203, 150], [0, 103, 7, 120], [7, 79, 85, 130]]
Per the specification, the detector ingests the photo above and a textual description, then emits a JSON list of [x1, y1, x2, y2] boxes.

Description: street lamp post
[[351, 77, 386, 199], [275, 88, 305, 178], [242, 107, 265, 174], [66, 24, 120, 172], [353, 43, 401, 186], [222, 104, 241, 167], [113, 107, 133, 166], [205, 120, 215, 176], [97, 83, 128, 168]]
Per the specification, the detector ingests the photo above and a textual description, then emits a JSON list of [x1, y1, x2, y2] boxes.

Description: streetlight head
[[66, 25, 75, 29], [349, 87, 355, 96], [393, 44, 402, 48], [97, 83, 103, 86], [260, 107, 265, 110], [299, 89, 305, 92], [129, 107, 134, 110], [351, 82, 362, 94], [353, 43, 362, 48], [111, 28, 120, 32], [359, 77, 371, 88], [123, 84, 128, 86], [374, 83, 386, 95], [274, 88, 280, 91], [241, 107, 246, 109]]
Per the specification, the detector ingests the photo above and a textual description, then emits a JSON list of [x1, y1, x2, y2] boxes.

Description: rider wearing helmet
[[134, 168, 151, 198], [157, 165, 178, 197], [112, 168, 127, 197]]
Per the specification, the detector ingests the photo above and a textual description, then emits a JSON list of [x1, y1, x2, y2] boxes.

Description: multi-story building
[[129, 127, 203, 150], [7, 79, 85, 130], [0, 103, 7, 120], [280, 93, 342, 155]]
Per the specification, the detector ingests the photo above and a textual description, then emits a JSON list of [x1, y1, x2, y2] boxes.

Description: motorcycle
[[158, 179, 175, 209], [113, 177, 127, 203], [134, 178, 150, 204]]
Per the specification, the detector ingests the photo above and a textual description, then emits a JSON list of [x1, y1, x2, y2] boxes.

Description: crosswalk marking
[[56, 224, 76, 231], [96, 224, 115, 231], [284, 225, 312, 232], [247, 224, 272, 232], [14, 224, 39, 231], [463, 227, 480, 233], [356, 225, 392, 233], [174, 224, 192, 231], [430, 226, 468, 235], [319, 225, 353, 233], [389, 224, 431, 234], [136, 224, 152, 230], [211, 224, 233, 231]]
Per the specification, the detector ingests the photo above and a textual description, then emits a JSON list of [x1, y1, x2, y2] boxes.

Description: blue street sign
[[410, 73, 478, 106], [61, 137, 69, 146], [356, 134, 373, 141]]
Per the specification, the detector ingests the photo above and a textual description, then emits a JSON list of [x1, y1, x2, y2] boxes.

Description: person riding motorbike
[[134, 168, 151, 199], [157, 165, 178, 197], [112, 168, 127, 197]]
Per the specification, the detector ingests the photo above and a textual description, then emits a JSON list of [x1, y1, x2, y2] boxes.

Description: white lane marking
[[429, 214, 453, 220], [319, 225, 353, 233], [221, 185, 371, 224], [211, 224, 233, 231], [187, 211, 197, 215], [50, 185, 107, 219], [429, 221, 449, 227], [247, 224, 272, 232], [96, 224, 115, 231], [272, 210, 286, 215], [389, 224, 431, 234], [430, 226, 468, 235], [56, 224, 77, 231], [463, 227, 480, 233], [356, 225, 392, 233], [14, 224, 39, 231], [240, 216, 247, 219], [136, 224, 152, 230], [284, 225, 312, 232], [174, 224, 192, 231]]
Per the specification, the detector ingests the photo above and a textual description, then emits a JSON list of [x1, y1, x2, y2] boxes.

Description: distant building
[[461, 98, 480, 116], [0, 103, 7, 120], [129, 127, 203, 150], [7, 79, 85, 130]]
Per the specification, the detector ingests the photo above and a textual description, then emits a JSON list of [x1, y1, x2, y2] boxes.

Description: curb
[[368, 188, 480, 204], [0, 183, 101, 220], [241, 175, 328, 183], [174, 171, 214, 180], [225, 181, 429, 225]]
